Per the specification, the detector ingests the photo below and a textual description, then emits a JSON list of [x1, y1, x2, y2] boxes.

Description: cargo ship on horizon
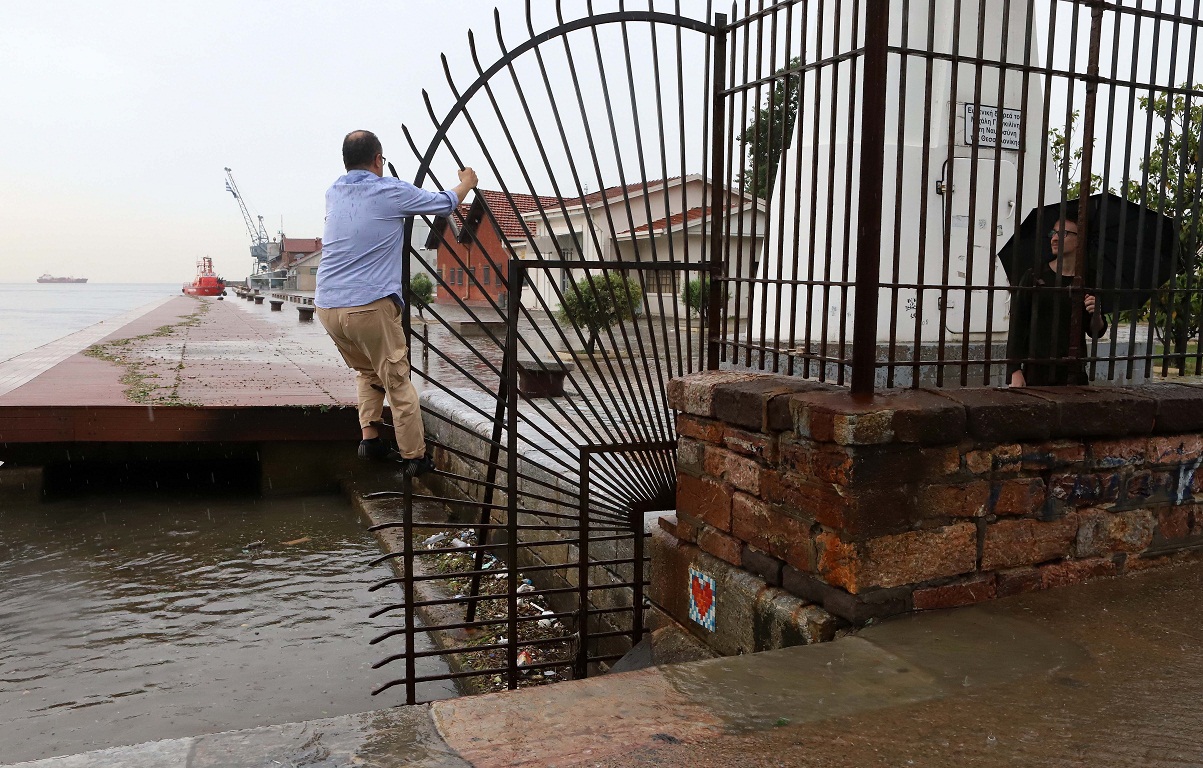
[[37, 274, 88, 284]]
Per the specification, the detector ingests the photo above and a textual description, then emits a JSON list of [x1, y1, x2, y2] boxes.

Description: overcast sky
[[0, 1, 718, 284], [1, 1, 1197, 284]]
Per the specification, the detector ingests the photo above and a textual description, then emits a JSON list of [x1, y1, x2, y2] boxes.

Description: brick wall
[[658, 374, 1203, 626]]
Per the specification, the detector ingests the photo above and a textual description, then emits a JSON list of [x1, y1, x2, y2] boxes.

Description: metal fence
[[364, 0, 1202, 703], [719, 0, 1202, 391]]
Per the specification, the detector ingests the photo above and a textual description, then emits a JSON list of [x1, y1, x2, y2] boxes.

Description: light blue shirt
[[316, 170, 459, 309]]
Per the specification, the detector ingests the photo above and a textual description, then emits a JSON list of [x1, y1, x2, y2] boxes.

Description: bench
[[254, 295, 264, 305], [269, 299, 284, 311], [452, 319, 508, 339], [517, 359, 575, 398], [297, 306, 315, 322]]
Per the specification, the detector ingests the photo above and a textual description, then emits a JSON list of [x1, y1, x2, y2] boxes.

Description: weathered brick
[[674, 513, 701, 543], [912, 575, 996, 610], [677, 474, 732, 532], [1148, 434, 1203, 465], [1075, 509, 1155, 557], [995, 566, 1043, 597], [1020, 441, 1087, 472], [732, 492, 814, 572], [676, 437, 705, 477], [982, 515, 1078, 570], [722, 426, 778, 463], [763, 469, 919, 539], [1121, 470, 1177, 506], [1135, 382, 1203, 433], [1090, 437, 1148, 469], [1040, 557, 1117, 588], [670, 371, 761, 417], [918, 482, 990, 519], [808, 444, 925, 486], [990, 477, 1047, 517], [1048, 473, 1122, 508], [781, 565, 910, 623], [778, 438, 814, 476], [816, 524, 977, 593], [657, 513, 681, 539], [697, 525, 742, 566], [1016, 387, 1156, 439], [965, 444, 1022, 475], [712, 376, 834, 432], [741, 545, 784, 586], [888, 390, 968, 445], [702, 446, 763, 495], [920, 446, 963, 477], [1155, 506, 1193, 543], [790, 392, 895, 445], [676, 414, 723, 443], [928, 386, 1056, 443]]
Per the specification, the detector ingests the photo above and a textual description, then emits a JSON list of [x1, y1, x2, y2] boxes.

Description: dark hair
[[342, 130, 382, 171]]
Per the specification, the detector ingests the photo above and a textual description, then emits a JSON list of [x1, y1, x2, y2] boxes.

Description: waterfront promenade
[[5, 557, 1203, 767], [0, 295, 353, 408], [4, 296, 1203, 766]]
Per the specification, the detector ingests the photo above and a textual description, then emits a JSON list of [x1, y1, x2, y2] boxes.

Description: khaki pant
[[317, 298, 425, 459]]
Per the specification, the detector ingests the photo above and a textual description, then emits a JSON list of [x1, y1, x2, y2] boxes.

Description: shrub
[[556, 272, 643, 352]]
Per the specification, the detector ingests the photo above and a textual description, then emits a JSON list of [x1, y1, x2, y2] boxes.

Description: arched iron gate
[[363, 3, 732, 704]]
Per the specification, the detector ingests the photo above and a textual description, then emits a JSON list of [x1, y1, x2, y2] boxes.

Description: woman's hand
[[1084, 294, 1097, 313], [1010, 370, 1026, 387]]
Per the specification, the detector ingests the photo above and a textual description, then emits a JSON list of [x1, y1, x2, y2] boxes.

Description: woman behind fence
[[1007, 218, 1109, 387]]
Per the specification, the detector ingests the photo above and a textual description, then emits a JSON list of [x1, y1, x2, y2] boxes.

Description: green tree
[[1122, 85, 1203, 368], [680, 275, 709, 317], [1048, 109, 1104, 200], [408, 272, 434, 318], [556, 272, 643, 353], [740, 57, 802, 199]]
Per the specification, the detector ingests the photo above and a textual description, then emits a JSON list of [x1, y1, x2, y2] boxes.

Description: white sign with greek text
[[964, 104, 1022, 151]]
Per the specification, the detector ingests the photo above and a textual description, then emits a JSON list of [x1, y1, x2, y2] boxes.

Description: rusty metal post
[[850, 0, 891, 396], [1070, 0, 1106, 361], [706, 12, 728, 371]]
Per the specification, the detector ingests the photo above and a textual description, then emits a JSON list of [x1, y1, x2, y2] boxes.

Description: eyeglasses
[[1048, 228, 1079, 239]]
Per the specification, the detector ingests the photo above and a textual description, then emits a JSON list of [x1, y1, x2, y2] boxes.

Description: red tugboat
[[182, 257, 227, 297]]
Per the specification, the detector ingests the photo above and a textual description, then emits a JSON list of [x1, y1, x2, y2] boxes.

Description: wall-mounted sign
[[965, 104, 1022, 151]]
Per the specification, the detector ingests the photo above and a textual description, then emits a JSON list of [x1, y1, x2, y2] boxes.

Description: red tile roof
[[456, 189, 561, 240], [281, 237, 322, 254], [629, 206, 710, 234]]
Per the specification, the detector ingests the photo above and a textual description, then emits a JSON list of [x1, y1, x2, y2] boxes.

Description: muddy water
[[0, 493, 453, 764]]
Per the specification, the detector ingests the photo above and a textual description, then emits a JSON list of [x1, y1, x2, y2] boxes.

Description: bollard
[[254, 295, 264, 305], [297, 306, 315, 322], [270, 300, 283, 312]]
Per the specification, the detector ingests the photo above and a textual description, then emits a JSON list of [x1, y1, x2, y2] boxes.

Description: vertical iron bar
[[850, 0, 890, 395], [631, 502, 646, 648], [402, 467, 417, 705], [506, 258, 523, 691], [576, 449, 592, 680], [1070, 0, 1106, 361], [708, 12, 729, 370]]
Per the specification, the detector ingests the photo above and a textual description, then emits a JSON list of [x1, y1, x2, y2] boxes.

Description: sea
[[0, 283, 179, 364]]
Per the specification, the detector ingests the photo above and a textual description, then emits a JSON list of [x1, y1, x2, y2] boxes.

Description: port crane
[[223, 167, 275, 275]]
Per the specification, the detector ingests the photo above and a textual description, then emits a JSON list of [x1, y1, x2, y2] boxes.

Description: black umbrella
[[997, 192, 1180, 313]]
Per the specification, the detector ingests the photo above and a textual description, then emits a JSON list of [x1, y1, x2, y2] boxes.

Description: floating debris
[[423, 532, 449, 548], [280, 537, 310, 546]]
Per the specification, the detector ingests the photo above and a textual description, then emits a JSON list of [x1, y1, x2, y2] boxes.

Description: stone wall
[[654, 373, 1203, 638]]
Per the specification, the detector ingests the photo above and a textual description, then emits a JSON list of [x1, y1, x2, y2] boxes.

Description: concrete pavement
[[7, 557, 1202, 767]]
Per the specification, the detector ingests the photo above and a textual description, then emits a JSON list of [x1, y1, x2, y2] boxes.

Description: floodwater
[[0, 492, 453, 764]]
